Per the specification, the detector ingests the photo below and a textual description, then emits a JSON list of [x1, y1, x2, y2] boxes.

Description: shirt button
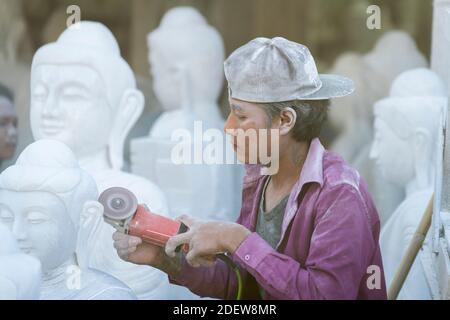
[[244, 254, 250, 261]]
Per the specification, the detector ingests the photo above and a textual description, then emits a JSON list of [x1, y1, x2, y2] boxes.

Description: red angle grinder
[[99, 187, 188, 252]]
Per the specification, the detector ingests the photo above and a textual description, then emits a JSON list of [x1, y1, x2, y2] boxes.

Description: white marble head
[[30, 21, 144, 170], [0, 139, 99, 273], [148, 6, 225, 111], [364, 31, 428, 85], [370, 68, 446, 190], [328, 52, 366, 131]]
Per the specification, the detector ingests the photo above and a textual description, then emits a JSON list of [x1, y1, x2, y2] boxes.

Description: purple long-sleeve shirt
[[169, 138, 387, 300]]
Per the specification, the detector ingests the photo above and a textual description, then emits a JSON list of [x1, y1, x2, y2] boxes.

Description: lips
[[19, 246, 33, 254], [41, 119, 65, 135]]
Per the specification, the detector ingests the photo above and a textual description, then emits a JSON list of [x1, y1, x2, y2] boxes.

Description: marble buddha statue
[[0, 223, 41, 300], [330, 31, 428, 224], [0, 139, 136, 299], [29, 21, 172, 299], [371, 68, 447, 299], [131, 6, 243, 223]]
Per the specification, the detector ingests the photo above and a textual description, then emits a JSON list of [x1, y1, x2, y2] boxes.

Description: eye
[[27, 211, 50, 224], [32, 84, 48, 101], [0, 207, 13, 223], [61, 86, 88, 100]]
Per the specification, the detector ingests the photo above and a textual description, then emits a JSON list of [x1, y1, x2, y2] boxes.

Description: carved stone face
[[30, 64, 114, 158], [149, 49, 184, 111], [0, 97, 17, 160], [0, 190, 76, 272], [370, 117, 414, 187]]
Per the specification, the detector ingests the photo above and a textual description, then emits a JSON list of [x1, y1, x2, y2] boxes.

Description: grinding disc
[[99, 187, 138, 220]]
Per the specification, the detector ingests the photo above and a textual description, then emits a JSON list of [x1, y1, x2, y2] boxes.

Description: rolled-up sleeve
[[233, 184, 377, 299]]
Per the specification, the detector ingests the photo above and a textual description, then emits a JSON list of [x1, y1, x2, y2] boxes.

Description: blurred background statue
[[0, 223, 41, 300], [0, 140, 136, 300], [29, 21, 175, 299], [0, 84, 18, 170], [0, 0, 33, 169], [329, 31, 428, 224], [371, 68, 446, 299], [131, 7, 243, 223]]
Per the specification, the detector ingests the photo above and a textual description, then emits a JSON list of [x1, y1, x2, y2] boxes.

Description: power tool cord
[[218, 253, 243, 300]]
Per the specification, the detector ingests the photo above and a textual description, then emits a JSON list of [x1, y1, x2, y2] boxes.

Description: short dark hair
[[0, 83, 14, 103], [261, 99, 329, 142]]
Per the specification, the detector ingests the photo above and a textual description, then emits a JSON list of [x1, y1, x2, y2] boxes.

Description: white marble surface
[[0, 223, 41, 300], [330, 31, 428, 225], [29, 21, 174, 299], [0, 140, 136, 300], [132, 7, 244, 224], [372, 68, 446, 299]]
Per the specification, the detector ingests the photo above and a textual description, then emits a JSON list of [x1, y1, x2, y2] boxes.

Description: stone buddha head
[[370, 68, 446, 191], [30, 21, 144, 170], [148, 6, 225, 112], [0, 139, 100, 273]]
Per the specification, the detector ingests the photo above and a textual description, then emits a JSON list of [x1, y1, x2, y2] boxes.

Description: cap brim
[[302, 74, 355, 100]]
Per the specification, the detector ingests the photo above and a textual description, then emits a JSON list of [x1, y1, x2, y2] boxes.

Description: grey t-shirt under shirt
[[255, 177, 289, 297]]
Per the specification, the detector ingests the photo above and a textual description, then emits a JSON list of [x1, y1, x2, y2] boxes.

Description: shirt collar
[[284, 137, 325, 216], [297, 137, 324, 188]]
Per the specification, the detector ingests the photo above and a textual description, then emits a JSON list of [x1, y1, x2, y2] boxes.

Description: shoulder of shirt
[[321, 150, 363, 193]]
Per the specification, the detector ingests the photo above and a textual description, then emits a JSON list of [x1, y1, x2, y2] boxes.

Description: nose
[[12, 219, 27, 241], [224, 113, 237, 135], [42, 92, 60, 117], [6, 123, 17, 140]]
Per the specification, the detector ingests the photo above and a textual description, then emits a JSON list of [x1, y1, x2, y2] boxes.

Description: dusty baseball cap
[[224, 37, 354, 103]]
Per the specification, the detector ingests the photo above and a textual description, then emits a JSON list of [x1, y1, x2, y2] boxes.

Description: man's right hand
[[112, 231, 165, 267], [112, 231, 183, 278]]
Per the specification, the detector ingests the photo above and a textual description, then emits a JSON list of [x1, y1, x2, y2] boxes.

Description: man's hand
[[165, 215, 251, 268], [112, 231, 165, 267]]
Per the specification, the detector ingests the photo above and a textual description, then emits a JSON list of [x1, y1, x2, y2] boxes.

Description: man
[[113, 37, 387, 300], [0, 84, 18, 169]]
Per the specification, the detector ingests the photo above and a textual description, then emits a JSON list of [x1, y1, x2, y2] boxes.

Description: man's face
[[0, 97, 18, 161], [370, 117, 414, 186], [0, 190, 76, 272], [30, 65, 114, 157], [224, 97, 278, 165]]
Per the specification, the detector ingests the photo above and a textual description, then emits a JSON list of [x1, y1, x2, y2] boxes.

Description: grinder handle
[[175, 222, 189, 253]]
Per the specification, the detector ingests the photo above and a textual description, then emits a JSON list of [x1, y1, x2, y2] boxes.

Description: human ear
[[279, 107, 297, 136], [108, 89, 144, 170], [76, 200, 104, 268], [83, 200, 104, 217]]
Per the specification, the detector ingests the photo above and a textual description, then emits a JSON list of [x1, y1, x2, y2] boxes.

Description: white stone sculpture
[[0, 223, 41, 300], [430, 0, 450, 300], [131, 6, 243, 224], [431, 0, 450, 89], [29, 21, 173, 299], [0, 139, 136, 299], [330, 31, 428, 224], [371, 68, 446, 299]]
